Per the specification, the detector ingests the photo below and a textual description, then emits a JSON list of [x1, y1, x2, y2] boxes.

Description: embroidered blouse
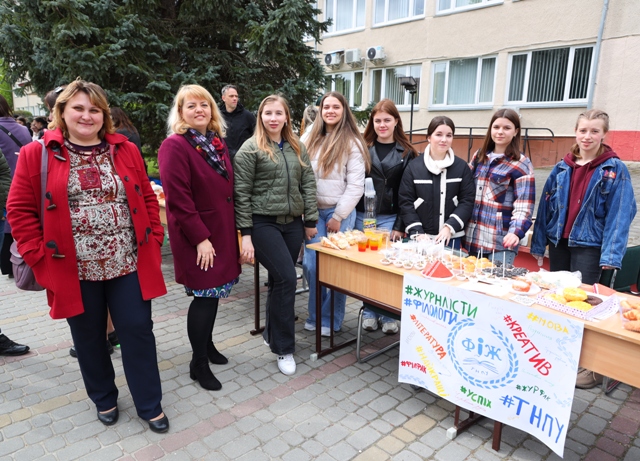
[[66, 140, 138, 281]]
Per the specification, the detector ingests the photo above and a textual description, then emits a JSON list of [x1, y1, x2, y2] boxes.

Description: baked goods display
[[620, 298, 640, 332]]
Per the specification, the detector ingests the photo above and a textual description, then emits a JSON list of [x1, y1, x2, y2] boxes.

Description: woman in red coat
[[158, 85, 241, 391], [7, 80, 168, 433]]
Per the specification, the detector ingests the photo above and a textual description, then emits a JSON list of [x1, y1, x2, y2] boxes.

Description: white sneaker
[[320, 327, 331, 337], [304, 322, 316, 331], [264, 339, 270, 347], [277, 354, 296, 375], [362, 318, 378, 331], [382, 322, 399, 335]]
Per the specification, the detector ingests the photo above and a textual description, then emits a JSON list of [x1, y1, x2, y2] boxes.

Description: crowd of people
[[0, 78, 635, 435]]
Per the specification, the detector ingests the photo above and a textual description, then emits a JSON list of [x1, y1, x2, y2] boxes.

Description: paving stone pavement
[[1, 163, 640, 460]]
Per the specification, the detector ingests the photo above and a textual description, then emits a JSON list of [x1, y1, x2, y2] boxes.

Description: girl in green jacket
[[234, 95, 318, 376]]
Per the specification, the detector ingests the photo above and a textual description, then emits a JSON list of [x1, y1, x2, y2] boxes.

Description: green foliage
[[13, 110, 33, 118], [0, 0, 328, 150], [352, 101, 376, 128], [0, 60, 12, 106]]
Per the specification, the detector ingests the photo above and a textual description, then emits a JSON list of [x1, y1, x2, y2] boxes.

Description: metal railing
[[405, 126, 555, 162]]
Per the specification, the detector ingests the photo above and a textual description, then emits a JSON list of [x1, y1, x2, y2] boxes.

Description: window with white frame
[[371, 65, 421, 108], [430, 56, 496, 107], [507, 45, 594, 105], [374, 0, 425, 25], [325, 0, 365, 34], [437, 0, 501, 14], [325, 71, 364, 107]]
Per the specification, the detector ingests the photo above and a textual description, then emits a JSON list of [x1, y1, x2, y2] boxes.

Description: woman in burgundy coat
[[158, 84, 241, 391]]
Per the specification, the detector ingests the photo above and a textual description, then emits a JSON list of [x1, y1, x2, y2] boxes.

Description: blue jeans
[[355, 212, 397, 323], [303, 208, 356, 330]]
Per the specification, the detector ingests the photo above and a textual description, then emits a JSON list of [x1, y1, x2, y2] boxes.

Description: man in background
[[219, 85, 256, 159]]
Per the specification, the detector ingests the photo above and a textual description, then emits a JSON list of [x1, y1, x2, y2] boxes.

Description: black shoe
[[107, 331, 119, 347], [0, 334, 30, 356], [189, 360, 222, 390], [97, 407, 119, 426], [148, 414, 169, 433], [207, 342, 228, 365], [70, 341, 113, 359]]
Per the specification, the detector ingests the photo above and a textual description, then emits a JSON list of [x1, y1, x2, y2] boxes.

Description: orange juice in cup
[[369, 231, 383, 251], [364, 229, 375, 248], [357, 236, 368, 252]]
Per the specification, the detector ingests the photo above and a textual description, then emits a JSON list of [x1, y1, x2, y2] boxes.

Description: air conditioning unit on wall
[[366, 46, 386, 63], [345, 49, 362, 67], [324, 52, 341, 68]]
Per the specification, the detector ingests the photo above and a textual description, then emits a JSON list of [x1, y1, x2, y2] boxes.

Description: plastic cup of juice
[[357, 236, 368, 252], [364, 229, 375, 248], [369, 232, 383, 251]]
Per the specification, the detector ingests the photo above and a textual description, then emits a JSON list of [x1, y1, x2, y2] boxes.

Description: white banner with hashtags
[[398, 274, 584, 457]]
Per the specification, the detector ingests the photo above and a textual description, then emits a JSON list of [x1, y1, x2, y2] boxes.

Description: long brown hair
[[253, 94, 305, 165], [476, 108, 521, 163], [304, 91, 370, 177], [571, 109, 609, 159], [363, 98, 415, 158], [110, 107, 138, 134], [49, 79, 115, 140]]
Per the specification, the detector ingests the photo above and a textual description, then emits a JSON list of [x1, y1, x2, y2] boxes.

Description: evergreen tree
[[0, 0, 327, 149]]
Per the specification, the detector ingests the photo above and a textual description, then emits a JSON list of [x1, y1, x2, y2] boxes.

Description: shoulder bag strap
[[38, 140, 48, 227], [0, 124, 25, 148]]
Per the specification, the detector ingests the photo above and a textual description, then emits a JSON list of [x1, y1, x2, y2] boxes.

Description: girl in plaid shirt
[[464, 109, 535, 266]]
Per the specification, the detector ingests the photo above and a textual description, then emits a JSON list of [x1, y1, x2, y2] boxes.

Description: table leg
[[312, 251, 356, 358], [492, 421, 503, 451], [451, 405, 503, 452]]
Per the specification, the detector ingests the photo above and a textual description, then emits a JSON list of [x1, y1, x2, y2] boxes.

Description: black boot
[[207, 342, 228, 365], [189, 359, 222, 391]]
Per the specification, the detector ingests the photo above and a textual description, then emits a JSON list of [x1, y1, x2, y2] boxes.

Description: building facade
[[310, 0, 640, 165], [12, 79, 45, 117]]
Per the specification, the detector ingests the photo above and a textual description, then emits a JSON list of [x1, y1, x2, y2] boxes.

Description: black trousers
[[1, 233, 13, 276], [548, 238, 602, 285], [67, 272, 163, 420], [251, 215, 303, 356]]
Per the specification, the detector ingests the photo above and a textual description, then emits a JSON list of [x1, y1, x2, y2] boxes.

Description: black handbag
[[10, 140, 48, 291]]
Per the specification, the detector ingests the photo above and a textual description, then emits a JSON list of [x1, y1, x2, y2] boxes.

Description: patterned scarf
[[183, 128, 229, 180]]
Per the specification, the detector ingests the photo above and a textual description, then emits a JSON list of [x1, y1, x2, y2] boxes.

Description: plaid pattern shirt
[[465, 153, 535, 255]]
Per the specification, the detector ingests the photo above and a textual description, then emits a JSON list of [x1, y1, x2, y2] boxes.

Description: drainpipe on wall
[[587, 0, 610, 109]]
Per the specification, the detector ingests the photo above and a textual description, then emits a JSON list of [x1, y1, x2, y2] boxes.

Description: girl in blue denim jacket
[[531, 109, 636, 390], [531, 109, 636, 284]]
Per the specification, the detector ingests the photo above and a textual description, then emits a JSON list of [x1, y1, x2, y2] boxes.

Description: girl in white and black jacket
[[398, 116, 475, 249]]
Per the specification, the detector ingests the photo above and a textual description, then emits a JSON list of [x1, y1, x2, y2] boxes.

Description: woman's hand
[[305, 226, 318, 241], [196, 239, 215, 271], [326, 218, 341, 233], [502, 233, 520, 249], [240, 235, 255, 264], [390, 230, 404, 242], [435, 226, 452, 245]]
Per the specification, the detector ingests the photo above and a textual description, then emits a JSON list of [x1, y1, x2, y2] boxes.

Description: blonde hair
[[305, 91, 370, 177], [167, 84, 226, 136], [49, 79, 114, 140], [571, 109, 609, 159], [253, 95, 305, 165], [300, 105, 318, 135]]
